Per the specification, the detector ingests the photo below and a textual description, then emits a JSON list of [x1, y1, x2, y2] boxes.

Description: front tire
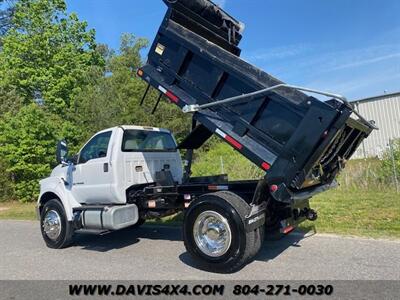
[[183, 191, 263, 273], [40, 199, 74, 249]]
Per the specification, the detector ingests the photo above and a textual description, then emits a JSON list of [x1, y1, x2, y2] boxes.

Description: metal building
[[352, 92, 400, 159]]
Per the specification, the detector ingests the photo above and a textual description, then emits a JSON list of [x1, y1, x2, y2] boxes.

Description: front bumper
[[35, 205, 40, 220]]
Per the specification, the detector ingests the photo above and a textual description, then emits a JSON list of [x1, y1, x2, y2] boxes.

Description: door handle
[[103, 163, 109, 172]]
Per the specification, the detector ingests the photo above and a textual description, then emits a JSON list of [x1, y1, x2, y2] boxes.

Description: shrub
[[192, 142, 264, 180], [0, 104, 64, 202], [0, 159, 15, 202], [380, 139, 400, 187]]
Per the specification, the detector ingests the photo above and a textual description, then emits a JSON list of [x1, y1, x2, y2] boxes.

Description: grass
[[147, 213, 183, 227], [299, 188, 400, 239], [1, 187, 399, 239], [0, 201, 37, 220]]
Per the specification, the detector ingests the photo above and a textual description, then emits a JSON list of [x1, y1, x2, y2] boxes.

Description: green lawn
[[0, 201, 37, 220], [1, 188, 399, 239], [300, 188, 400, 239]]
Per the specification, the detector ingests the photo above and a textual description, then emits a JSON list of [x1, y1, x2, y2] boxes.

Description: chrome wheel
[[193, 211, 232, 257], [43, 210, 62, 240]]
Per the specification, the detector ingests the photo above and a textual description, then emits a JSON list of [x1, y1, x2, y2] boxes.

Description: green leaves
[[380, 139, 400, 186], [70, 33, 191, 142], [0, 104, 64, 202], [0, 1, 191, 202], [0, 0, 104, 113]]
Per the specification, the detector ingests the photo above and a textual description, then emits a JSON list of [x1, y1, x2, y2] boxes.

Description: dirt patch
[[0, 207, 10, 212]]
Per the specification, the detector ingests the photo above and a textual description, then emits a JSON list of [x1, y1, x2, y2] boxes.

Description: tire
[[183, 191, 263, 273], [248, 225, 265, 261], [131, 217, 146, 229], [216, 192, 265, 264], [219, 192, 264, 263], [40, 199, 74, 249]]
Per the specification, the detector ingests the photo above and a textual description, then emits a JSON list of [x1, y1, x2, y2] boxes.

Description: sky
[[67, 0, 400, 101]]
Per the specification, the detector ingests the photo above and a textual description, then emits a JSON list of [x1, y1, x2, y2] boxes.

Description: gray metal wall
[[352, 93, 400, 159]]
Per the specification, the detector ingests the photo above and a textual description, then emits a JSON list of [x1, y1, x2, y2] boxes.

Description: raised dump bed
[[138, 0, 375, 203]]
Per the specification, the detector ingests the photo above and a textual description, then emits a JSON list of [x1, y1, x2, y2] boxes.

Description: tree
[[0, 103, 75, 202], [71, 34, 191, 142], [0, 158, 15, 202], [0, 86, 22, 116], [0, 0, 104, 113]]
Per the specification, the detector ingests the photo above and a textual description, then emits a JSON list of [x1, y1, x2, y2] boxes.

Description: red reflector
[[166, 91, 179, 103], [270, 184, 278, 193], [137, 69, 143, 77], [208, 185, 218, 191], [261, 162, 271, 171], [283, 225, 294, 234], [225, 135, 243, 150]]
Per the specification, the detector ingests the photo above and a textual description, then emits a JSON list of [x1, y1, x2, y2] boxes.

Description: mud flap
[[244, 202, 267, 232]]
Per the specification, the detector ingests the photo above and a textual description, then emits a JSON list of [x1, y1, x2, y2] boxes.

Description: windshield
[[122, 129, 177, 152]]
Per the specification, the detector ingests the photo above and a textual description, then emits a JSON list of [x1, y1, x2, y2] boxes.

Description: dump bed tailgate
[[138, 0, 374, 202]]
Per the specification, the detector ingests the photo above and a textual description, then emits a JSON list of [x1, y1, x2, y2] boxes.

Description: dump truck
[[37, 0, 375, 273]]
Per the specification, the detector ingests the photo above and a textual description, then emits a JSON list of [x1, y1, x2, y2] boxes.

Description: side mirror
[[56, 140, 69, 165]]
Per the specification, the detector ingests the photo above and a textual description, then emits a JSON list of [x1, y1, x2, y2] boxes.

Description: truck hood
[[50, 164, 67, 178]]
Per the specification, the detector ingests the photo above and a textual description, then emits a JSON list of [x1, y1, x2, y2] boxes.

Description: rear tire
[[248, 224, 265, 261], [183, 191, 263, 273], [40, 199, 74, 249], [131, 217, 146, 229]]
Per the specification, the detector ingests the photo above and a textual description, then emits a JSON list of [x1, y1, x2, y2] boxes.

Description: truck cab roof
[[98, 125, 172, 134]]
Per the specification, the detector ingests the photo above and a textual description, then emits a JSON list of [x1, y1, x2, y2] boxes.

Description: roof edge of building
[[352, 91, 400, 104]]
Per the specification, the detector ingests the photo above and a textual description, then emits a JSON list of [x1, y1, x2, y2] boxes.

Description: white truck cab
[[37, 126, 183, 232], [41, 125, 182, 206]]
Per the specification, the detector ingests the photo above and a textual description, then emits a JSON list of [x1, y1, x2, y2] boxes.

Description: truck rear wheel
[[130, 217, 146, 229], [40, 199, 74, 249], [183, 191, 263, 273]]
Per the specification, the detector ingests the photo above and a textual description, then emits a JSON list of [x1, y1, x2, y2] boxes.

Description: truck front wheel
[[40, 199, 74, 249], [183, 191, 263, 273]]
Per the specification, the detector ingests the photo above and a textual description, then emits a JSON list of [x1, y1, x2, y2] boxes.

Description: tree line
[[0, 0, 190, 202]]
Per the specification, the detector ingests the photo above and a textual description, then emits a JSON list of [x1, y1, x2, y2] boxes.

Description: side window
[[78, 131, 112, 164]]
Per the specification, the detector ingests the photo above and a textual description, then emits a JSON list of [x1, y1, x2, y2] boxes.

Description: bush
[[380, 139, 400, 186], [338, 158, 385, 190], [0, 104, 66, 202], [0, 159, 15, 202], [192, 142, 264, 180]]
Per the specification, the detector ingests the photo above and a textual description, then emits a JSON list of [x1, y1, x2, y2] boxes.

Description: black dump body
[[138, 0, 374, 203]]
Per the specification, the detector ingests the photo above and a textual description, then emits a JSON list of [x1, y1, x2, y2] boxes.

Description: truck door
[[71, 130, 114, 204]]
